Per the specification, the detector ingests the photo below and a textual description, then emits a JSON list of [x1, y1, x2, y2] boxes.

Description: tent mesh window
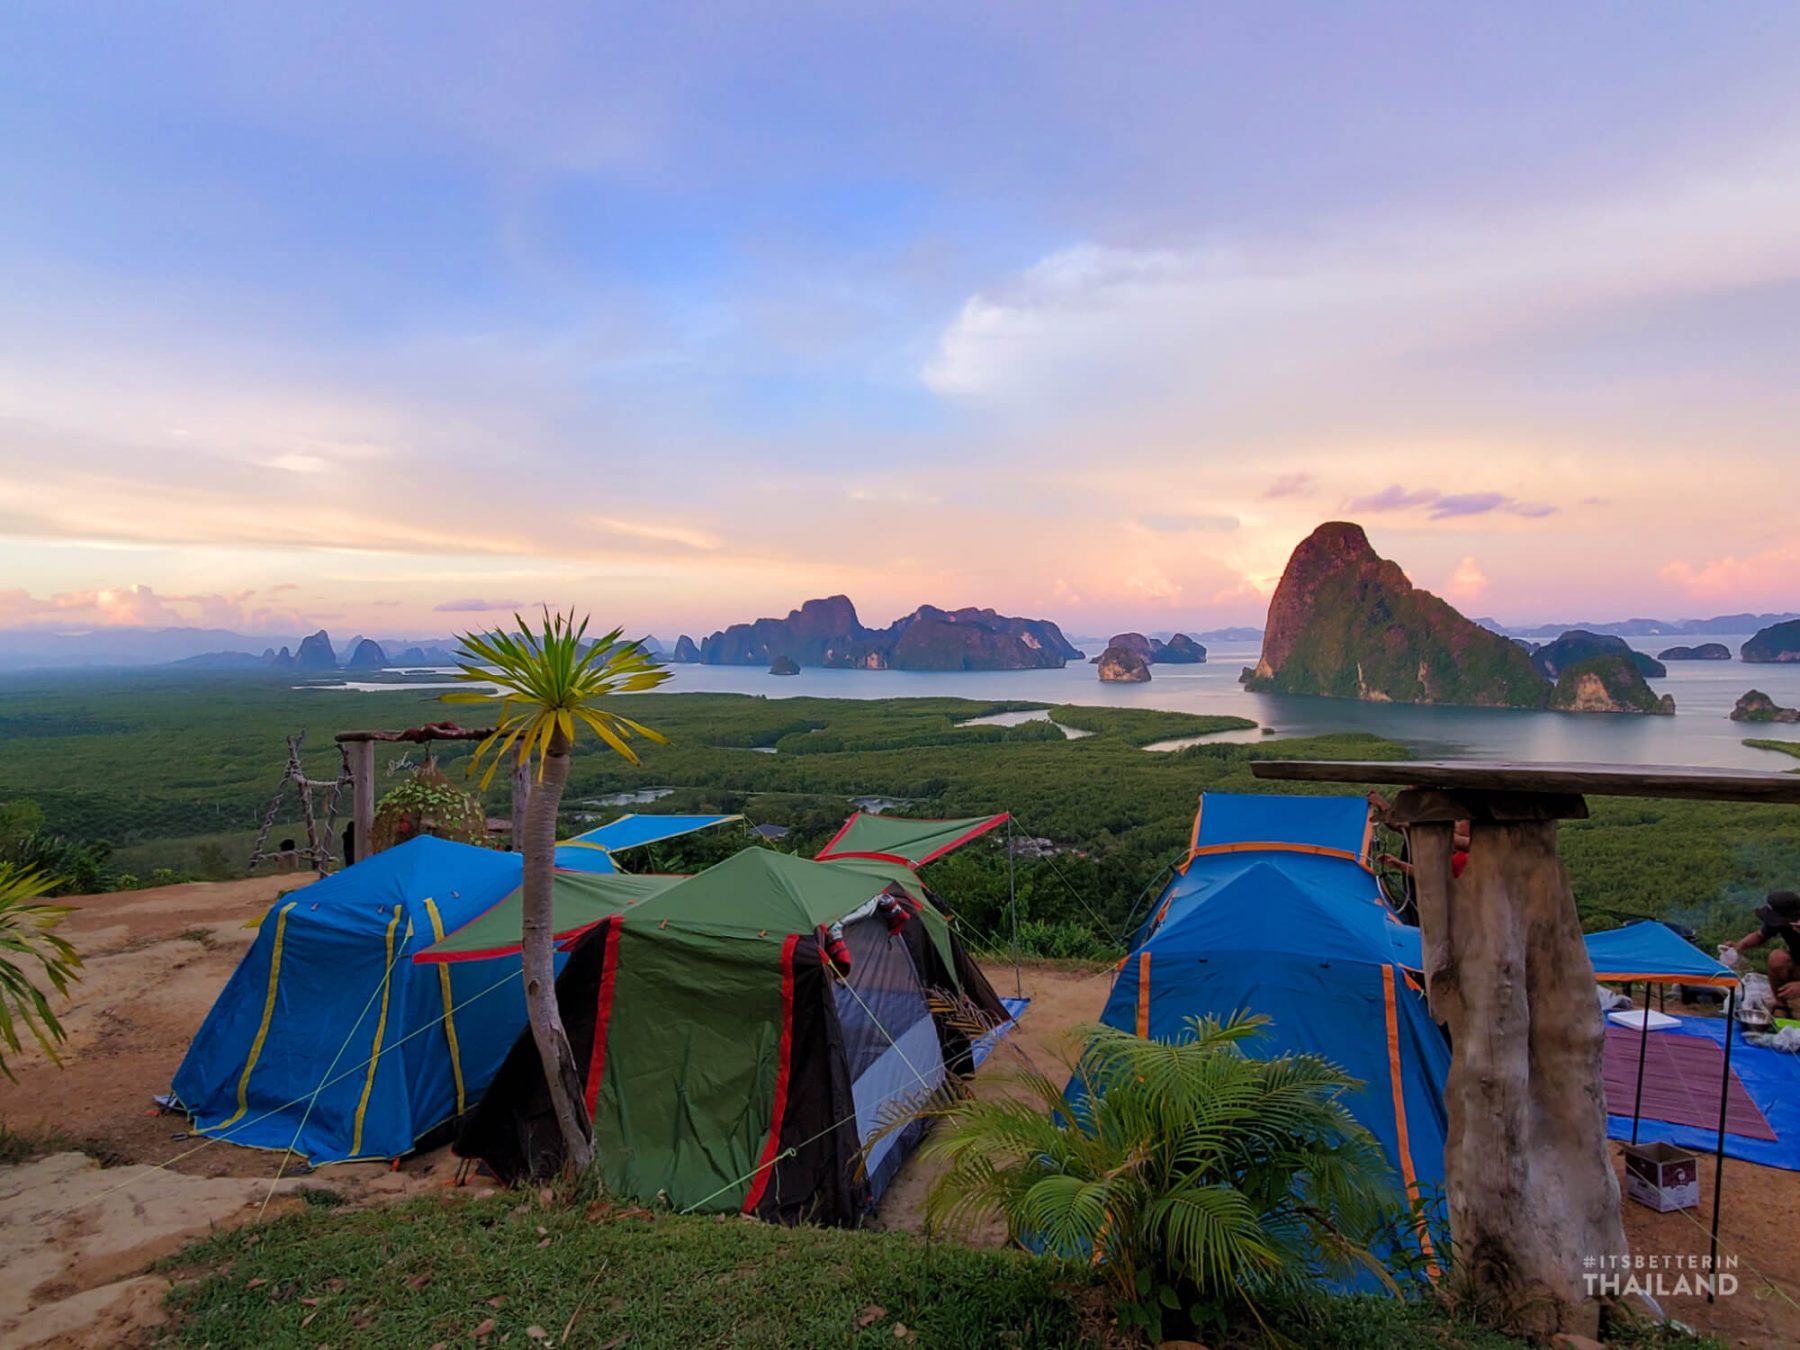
[[832, 917, 946, 1203]]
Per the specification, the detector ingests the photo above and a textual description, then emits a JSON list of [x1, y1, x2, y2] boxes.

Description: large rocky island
[[1657, 643, 1731, 661], [1743, 620, 1800, 664], [1242, 522, 1672, 714], [698, 596, 1084, 671]]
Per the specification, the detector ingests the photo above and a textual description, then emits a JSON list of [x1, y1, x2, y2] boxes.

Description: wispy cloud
[[1348, 485, 1442, 513], [587, 517, 722, 552], [1136, 513, 1238, 533], [1262, 473, 1315, 500], [1347, 485, 1557, 520], [433, 597, 526, 612]]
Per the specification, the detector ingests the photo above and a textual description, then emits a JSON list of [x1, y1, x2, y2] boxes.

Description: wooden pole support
[[1411, 802, 1626, 1340], [348, 739, 377, 861]]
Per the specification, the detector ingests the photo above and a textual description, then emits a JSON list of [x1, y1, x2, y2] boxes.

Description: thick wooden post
[[1400, 789, 1626, 1340], [348, 739, 377, 860]]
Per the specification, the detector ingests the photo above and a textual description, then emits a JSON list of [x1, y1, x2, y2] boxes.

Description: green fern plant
[[921, 1013, 1402, 1341], [0, 863, 82, 1080]]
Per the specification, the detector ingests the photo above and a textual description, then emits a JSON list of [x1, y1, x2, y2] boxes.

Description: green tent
[[416, 871, 684, 963], [815, 810, 1008, 865], [454, 846, 1008, 1222]]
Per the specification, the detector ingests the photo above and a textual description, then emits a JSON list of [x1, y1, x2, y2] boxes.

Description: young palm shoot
[[0, 863, 82, 1081], [443, 610, 669, 1172]]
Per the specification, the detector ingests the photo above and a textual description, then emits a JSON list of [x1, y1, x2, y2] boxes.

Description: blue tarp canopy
[[554, 812, 741, 873], [1584, 920, 1737, 986], [173, 837, 537, 1164], [1189, 791, 1371, 857]]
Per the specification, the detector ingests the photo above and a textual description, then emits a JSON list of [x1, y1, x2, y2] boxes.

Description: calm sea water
[[314, 637, 1800, 771]]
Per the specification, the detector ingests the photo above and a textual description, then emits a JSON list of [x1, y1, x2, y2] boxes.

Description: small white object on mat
[[1608, 1008, 1681, 1032]]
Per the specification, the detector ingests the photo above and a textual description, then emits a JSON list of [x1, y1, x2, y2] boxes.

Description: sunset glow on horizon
[[3, 5, 1797, 639]]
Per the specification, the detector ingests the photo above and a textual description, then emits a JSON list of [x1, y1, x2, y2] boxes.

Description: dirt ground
[[2, 879, 1797, 1347], [0, 873, 461, 1348]]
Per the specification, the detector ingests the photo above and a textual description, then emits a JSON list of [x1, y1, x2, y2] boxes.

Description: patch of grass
[[1744, 737, 1800, 764], [294, 1186, 347, 1209], [153, 1193, 1690, 1350], [0, 1121, 129, 1168], [175, 926, 217, 949], [158, 1194, 1083, 1348]]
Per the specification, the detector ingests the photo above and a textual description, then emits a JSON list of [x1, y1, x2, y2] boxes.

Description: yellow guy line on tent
[[257, 909, 412, 1219], [350, 909, 405, 1158], [422, 898, 467, 1113], [216, 901, 298, 1131]]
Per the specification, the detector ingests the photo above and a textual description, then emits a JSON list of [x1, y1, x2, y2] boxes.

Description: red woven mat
[[1602, 1026, 1775, 1141]]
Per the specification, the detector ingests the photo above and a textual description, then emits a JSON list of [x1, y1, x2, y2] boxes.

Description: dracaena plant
[[0, 863, 82, 1081], [442, 610, 669, 1172]]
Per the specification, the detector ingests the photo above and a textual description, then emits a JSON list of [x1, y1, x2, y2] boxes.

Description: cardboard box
[[1622, 1142, 1699, 1212]]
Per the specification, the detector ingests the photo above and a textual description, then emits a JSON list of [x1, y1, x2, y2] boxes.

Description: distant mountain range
[[1475, 613, 1800, 638], [0, 626, 469, 672], [1, 604, 1793, 674]]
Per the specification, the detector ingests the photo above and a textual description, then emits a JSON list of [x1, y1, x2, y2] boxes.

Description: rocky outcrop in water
[[1548, 656, 1675, 714], [671, 634, 700, 663], [769, 654, 800, 676], [1658, 643, 1731, 661], [1531, 630, 1665, 680], [1159, 633, 1207, 663], [346, 639, 389, 670], [1089, 631, 1206, 665], [700, 596, 1082, 671], [1730, 689, 1800, 723], [1097, 645, 1151, 682], [1242, 522, 1550, 708], [1103, 632, 1155, 662], [1743, 621, 1800, 664]]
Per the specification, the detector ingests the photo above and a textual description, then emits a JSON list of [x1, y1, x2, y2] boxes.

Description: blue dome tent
[[1102, 792, 1449, 1268], [173, 812, 741, 1164]]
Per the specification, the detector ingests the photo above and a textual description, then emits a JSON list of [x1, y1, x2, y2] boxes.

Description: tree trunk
[[520, 728, 593, 1173], [1412, 814, 1627, 1340]]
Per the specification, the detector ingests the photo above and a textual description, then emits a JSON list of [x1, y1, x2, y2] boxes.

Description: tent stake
[[1007, 815, 1021, 999], [1708, 988, 1734, 1302], [1630, 985, 1652, 1144]]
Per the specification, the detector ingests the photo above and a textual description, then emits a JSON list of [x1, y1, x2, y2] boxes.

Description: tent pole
[[1007, 815, 1021, 1000], [1708, 988, 1734, 1303], [1630, 986, 1652, 1144]]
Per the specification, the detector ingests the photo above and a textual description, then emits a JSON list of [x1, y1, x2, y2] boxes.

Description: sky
[[2, 2, 1798, 640]]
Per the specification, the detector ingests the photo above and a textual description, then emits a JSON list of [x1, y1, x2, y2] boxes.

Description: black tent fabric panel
[[452, 918, 615, 1184], [750, 933, 866, 1226]]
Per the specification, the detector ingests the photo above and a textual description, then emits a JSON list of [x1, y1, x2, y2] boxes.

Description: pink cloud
[[0, 583, 305, 631], [1661, 543, 1800, 603]]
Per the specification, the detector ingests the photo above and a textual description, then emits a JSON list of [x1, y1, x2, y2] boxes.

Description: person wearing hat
[[1729, 890, 1800, 1016]]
